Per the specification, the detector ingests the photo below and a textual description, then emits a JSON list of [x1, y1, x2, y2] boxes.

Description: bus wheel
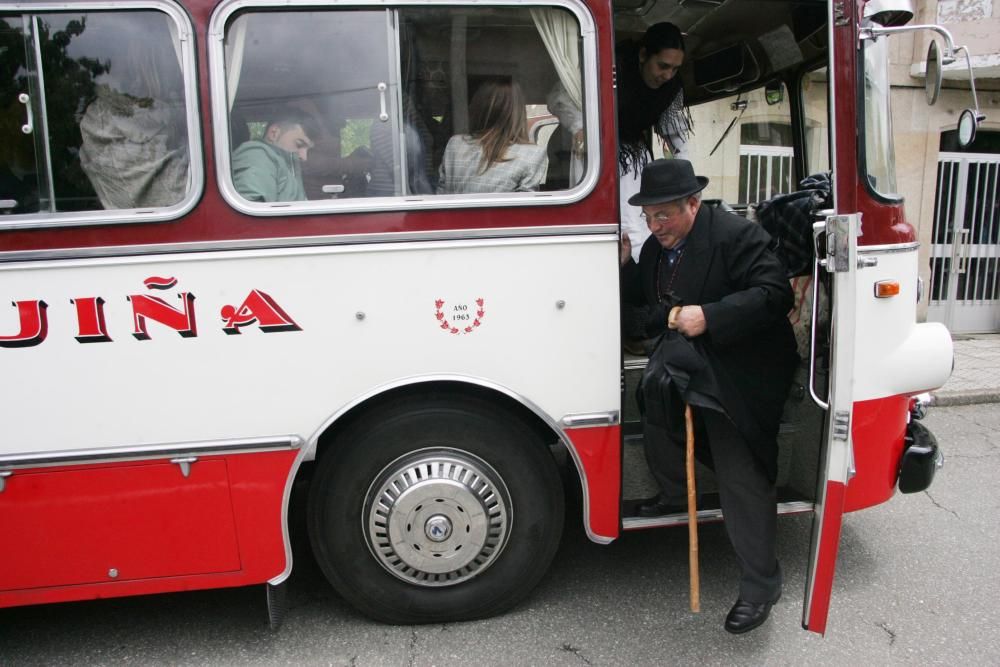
[[307, 395, 564, 623]]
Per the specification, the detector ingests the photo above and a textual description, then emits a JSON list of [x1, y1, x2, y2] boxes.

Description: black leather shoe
[[724, 598, 775, 634], [636, 495, 689, 518]]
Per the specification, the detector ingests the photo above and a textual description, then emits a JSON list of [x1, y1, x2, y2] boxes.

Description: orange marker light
[[874, 280, 900, 298]]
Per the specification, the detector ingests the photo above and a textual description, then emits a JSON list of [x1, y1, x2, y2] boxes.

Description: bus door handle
[[808, 220, 829, 410], [0, 470, 11, 493], [18, 93, 33, 135]]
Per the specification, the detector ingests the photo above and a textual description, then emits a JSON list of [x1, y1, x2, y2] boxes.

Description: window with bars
[[738, 146, 793, 205], [737, 121, 793, 205]]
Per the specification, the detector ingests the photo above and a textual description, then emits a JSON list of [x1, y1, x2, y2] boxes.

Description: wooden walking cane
[[670, 306, 701, 613], [685, 404, 700, 613], [667, 306, 701, 614]]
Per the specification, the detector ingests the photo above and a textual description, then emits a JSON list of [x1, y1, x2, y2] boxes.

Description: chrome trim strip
[[269, 439, 311, 586], [303, 373, 618, 545], [207, 0, 600, 217], [858, 241, 920, 254], [0, 0, 204, 231], [0, 225, 619, 263], [0, 435, 303, 469], [30, 15, 56, 212], [623, 356, 647, 371], [622, 500, 814, 530], [561, 411, 620, 428]]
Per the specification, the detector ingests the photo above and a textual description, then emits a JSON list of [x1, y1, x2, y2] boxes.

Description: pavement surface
[[931, 333, 1000, 406]]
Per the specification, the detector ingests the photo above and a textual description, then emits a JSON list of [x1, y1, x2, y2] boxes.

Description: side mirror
[[957, 108, 985, 148], [764, 80, 784, 106], [925, 39, 942, 106]]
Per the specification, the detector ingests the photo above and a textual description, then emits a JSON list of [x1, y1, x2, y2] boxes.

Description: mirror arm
[[860, 24, 957, 56], [860, 23, 985, 120], [951, 45, 983, 117]]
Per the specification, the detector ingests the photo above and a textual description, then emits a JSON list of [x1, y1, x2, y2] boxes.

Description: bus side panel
[[0, 238, 619, 459], [0, 237, 621, 600], [844, 247, 951, 511], [0, 449, 296, 608], [844, 394, 907, 512]]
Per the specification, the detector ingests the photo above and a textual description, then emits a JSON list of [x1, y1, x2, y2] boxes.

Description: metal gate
[[738, 145, 793, 204], [927, 152, 1000, 333]]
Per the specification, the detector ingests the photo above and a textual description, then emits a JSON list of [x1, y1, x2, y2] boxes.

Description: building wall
[[890, 0, 1000, 321]]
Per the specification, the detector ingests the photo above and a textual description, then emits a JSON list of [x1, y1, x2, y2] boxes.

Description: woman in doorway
[[438, 79, 547, 194], [548, 22, 691, 261]]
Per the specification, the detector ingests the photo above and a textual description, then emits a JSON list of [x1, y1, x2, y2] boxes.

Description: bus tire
[[307, 394, 565, 624]]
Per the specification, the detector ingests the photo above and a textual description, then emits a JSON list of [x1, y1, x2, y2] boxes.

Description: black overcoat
[[622, 204, 799, 480]]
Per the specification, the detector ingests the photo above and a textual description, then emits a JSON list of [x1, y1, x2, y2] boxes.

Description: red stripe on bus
[[805, 480, 847, 635]]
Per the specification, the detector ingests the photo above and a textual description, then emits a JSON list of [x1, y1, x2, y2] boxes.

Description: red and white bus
[[0, 0, 982, 634]]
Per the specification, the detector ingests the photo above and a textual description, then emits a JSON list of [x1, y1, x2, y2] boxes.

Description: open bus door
[[802, 212, 858, 635], [800, 0, 861, 634]]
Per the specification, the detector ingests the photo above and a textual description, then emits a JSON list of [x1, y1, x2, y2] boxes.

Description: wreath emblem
[[435, 298, 485, 335]]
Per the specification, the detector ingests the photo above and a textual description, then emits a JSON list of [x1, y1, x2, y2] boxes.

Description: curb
[[930, 389, 1000, 407]]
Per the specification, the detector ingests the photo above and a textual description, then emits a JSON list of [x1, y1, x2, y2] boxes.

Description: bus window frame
[[857, 34, 903, 205], [0, 0, 205, 232], [207, 0, 601, 218], [796, 61, 833, 180]]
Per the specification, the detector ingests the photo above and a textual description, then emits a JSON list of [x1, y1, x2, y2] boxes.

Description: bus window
[[687, 84, 794, 210], [0, 8, 198, 223], [802, 67, 830, 176], [224, 10, 397, 204], [217, 4, 588, 212]]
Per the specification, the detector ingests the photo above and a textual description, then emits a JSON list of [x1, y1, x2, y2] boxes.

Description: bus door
[[801, 0, 860, 635]]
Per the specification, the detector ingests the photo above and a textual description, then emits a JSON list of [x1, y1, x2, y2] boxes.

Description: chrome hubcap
[[365, 449, 511, 587]]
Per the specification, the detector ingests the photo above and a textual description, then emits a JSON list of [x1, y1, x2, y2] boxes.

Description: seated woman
[[438, 80, 547, 194]]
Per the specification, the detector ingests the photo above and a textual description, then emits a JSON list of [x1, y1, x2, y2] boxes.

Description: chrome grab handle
[[0, 470, 10, 493], [808, 220, 830, 410], [18, 93, 33, 134], [377, 82, 389, 122], [0, 200, 16, 210]]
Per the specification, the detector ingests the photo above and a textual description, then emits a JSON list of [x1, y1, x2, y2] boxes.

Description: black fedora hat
[[627, 159, 709, 206]]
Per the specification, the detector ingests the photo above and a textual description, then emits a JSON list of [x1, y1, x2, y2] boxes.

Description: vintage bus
[[0, 0, 982, 634]]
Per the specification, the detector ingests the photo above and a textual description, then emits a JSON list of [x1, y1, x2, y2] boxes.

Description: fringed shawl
[[615, 41, 692, 175]]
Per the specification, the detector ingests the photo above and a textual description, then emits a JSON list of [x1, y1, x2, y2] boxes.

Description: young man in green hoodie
[[232, 110, 316, 203]]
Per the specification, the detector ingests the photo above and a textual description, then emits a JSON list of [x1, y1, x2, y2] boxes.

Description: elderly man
[[621, 159, 799, 634], [232, 109, 316, 203]]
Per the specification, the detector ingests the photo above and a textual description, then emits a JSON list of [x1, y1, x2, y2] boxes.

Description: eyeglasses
[[640, 210, 675, 225]]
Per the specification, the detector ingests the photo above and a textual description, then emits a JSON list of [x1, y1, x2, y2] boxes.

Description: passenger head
[[628, 158, 707, 249], [264, 110, 316, 162], [638, 22, 685, 90], [468, 79, 528, 174], [642, 192, 701, 250]]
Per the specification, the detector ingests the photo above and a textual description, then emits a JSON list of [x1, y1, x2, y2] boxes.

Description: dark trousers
[[644, 408, 782, 604]]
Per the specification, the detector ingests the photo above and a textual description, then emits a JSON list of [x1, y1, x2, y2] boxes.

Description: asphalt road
[[3, 404, 997, 666]]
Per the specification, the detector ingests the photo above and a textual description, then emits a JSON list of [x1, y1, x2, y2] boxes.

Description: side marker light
[[874, 280, 900, 298]]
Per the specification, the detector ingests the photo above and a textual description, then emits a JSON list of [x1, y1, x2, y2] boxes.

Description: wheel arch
[[300, 376, 599, 539]]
